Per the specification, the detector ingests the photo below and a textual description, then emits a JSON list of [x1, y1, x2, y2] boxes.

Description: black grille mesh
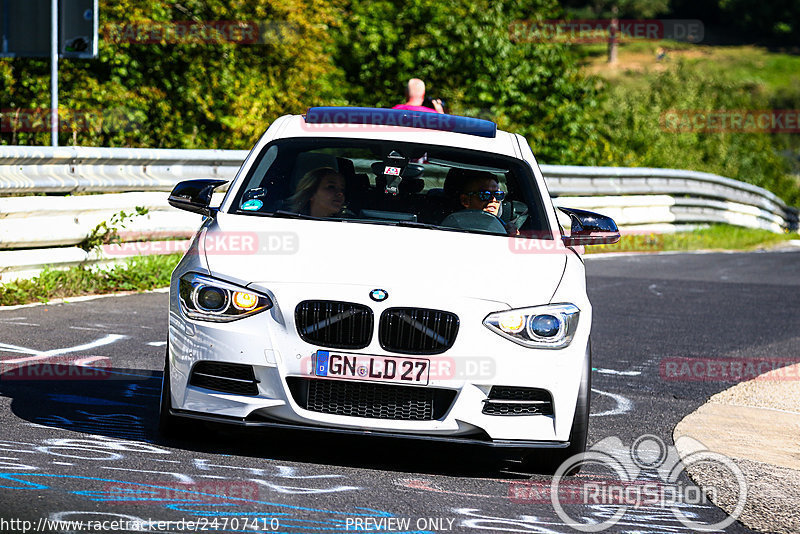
[[379, 308, 459, 354], [189, 362, 258, 396], [295, 301, 373, 349], [487, 386, 553, 402], [482, 403, 550, 416], [482, 386, 554, 416], [287, 378, 456, 421]]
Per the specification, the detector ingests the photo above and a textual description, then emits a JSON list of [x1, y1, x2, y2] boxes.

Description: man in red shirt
[[392, 78, 444, 113]]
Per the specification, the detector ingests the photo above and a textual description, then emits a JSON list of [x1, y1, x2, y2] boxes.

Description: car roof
[[266, 112, 521, 158]]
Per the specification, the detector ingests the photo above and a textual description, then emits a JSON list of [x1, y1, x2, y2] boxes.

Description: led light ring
[[232, 291, 259, 311], [192, 284, 231, 314], [498, 313, 526, 334], [526, 313, 565, 342]]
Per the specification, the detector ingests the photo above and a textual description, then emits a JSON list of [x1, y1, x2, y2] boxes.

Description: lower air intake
[[189, 361, 259, 396], [482, 386, 553, 416], [287, 378, 456, 421]]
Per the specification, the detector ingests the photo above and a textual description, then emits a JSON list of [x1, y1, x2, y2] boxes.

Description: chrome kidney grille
[[295, 301, 373, 349]]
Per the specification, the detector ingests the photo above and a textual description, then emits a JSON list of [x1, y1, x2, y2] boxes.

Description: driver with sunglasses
[[456, 171, 518, 235], [458, 174, 505, 215]]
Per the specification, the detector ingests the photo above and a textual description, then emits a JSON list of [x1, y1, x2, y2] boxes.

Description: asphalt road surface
[[1, 250, 798, 534]]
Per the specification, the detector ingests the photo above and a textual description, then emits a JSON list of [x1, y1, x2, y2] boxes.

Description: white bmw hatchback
[[160, 107, 619, 472]]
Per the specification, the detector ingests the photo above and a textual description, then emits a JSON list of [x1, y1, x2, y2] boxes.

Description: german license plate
[[313, 351, 430, 385]]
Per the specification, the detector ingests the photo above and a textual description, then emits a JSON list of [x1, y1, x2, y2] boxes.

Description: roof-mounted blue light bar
[[304, 107, 497, 139]]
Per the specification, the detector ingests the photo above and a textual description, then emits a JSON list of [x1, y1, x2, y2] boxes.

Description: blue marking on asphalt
[[0, 473, 434, 533], [47, 394, 140, 407]]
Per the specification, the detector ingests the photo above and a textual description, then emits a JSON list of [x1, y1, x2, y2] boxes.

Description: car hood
[[202, 213, 567, 308]]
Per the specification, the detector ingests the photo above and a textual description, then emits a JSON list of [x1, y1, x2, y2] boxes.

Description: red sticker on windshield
[[384, 166, 401, 176]]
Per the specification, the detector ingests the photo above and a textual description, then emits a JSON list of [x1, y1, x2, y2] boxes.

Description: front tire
[[523, 340, 591, 475], [158, 346, 189, 437]]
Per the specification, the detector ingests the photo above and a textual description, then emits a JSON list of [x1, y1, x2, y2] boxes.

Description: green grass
[[573, 40, 800, 206], [586, 225, 798, 254], [0, 253, 182, 307], [580, 41, 800, 93]]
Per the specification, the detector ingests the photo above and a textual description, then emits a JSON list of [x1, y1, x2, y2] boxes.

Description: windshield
[[228, 138, 553, 239]]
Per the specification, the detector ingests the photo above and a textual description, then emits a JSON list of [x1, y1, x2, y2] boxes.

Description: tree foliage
[[718, 0, 800, 44], [0, 0, 798, 204], [1, 0, 344, 148], [561, 0, 671, 19], [335, 0, 604, 164], [595, 62, 799, 205]]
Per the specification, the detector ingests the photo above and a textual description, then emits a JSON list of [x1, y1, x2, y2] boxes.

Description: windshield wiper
[[268, 210, 326, 221], [363, 219, 479, 234]]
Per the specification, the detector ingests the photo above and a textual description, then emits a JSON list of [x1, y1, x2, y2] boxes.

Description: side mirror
[[168, 179, 228, 217], [559, 207, 620, 247]]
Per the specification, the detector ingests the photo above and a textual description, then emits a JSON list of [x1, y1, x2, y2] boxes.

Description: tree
[[334, 0, 604, 164], [560, 0, 671, 62], [1, 0, 345, 148]]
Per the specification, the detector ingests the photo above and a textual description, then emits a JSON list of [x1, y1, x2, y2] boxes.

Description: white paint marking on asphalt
[[596, 368, 641, 376], [0, 317, 39, 326], [590, 388, 633, 417], [147, 341, 167, 347], [1, 334, 126, 364], [51, 462, 74, 466], [72, 356, 110, 367], [274, 465, 343, 479], [101, 466, 194, 483], [0, 344, 39, 356], [649, 283, 663, 297]]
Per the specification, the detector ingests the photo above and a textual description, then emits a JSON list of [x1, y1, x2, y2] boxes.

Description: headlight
[[179, 273, 272, 322], [483, 304, 580, 349]]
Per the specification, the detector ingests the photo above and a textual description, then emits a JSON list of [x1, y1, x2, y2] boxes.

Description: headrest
[[399, 177, 425, 194], [290, 152, 339, 192]]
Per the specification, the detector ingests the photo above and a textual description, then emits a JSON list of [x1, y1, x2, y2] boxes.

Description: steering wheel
[[439, 209, 508, 235]]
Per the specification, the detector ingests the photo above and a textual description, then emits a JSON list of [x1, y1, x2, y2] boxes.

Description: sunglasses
[[465, 190, 506, 202]]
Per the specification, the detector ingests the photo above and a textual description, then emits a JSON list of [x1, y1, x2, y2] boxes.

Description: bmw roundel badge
[[370, 289, 388, 302]]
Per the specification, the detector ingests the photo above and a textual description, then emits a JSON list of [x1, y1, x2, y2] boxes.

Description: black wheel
[[523, 340, 591, 475], [158, 346, 190, 437]]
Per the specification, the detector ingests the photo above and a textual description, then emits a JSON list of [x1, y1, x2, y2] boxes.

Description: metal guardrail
[[0, 146, 247, 193], [0, 146, 797, 281]]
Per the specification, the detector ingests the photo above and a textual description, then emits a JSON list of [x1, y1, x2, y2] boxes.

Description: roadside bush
[[592, 62, 800, 205]]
